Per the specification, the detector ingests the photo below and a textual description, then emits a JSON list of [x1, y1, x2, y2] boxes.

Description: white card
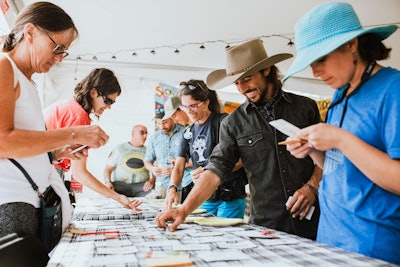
[[269, 119, 300, 137], [286, 196, 315, 220]]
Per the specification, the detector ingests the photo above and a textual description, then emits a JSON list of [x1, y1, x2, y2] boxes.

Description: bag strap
[[8, 158, 44, 198]]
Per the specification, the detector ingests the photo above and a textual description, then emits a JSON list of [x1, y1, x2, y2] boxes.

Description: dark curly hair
[[74, 68, 121, 115]]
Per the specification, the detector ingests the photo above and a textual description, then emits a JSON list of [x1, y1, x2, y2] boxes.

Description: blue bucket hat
[[283, 2, 398, 82]]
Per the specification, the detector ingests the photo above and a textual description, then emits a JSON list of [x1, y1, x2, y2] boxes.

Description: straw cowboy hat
[[283, 2, 398, 82], [206, 39, 293, 90]]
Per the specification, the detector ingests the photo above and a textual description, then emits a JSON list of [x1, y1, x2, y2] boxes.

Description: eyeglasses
[[179, 101, 204, 112], [97, 91, 115, 105], [40, 28, 69, 58]]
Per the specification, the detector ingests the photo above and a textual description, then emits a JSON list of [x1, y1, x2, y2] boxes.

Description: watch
[[168, 184, 178, 191]]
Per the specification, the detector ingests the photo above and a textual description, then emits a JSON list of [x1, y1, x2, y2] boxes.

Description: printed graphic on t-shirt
[[120, 152, 146, 173], [324, 148, 344, 175], [193, 134, 208, 164]]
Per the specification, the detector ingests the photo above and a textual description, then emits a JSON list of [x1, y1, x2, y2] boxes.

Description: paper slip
[[146, 251, 192, 267], [96, 246, 138, 255], [94, 240, 132, 247], [216, 240, 257, 249], [197, 250, 250, 262], [189, 231, 224, 237], [173, 244, 212, 251], [269, 119, 300, 137], [258, 237, 299, 246], [90, 255, 138, 266], [141, 240, 181, 247], [286, 196, 315, 220]]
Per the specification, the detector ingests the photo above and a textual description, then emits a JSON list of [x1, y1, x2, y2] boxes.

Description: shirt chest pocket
[[237, 132, 264, 149]]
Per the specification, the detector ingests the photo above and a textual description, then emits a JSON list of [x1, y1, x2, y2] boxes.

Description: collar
[[244, 88, 293, 113]]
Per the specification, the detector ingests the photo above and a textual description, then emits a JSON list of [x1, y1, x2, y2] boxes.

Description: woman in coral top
[[45, 68, 141, 209]]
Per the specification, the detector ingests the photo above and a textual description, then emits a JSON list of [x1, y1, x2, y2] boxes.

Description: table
[[47, 197, 397, 267]]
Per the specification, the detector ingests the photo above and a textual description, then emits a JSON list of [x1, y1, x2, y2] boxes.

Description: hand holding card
[[71, 145, 88, 154], [286, 196, 315, 220], [269, 119, 307, 145]]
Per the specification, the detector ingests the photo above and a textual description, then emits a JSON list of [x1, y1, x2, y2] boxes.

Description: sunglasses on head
[[97, 91, 115, 105], [179, 81, 208, 92]]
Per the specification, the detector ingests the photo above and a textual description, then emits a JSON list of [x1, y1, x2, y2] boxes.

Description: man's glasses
[[97, 91, 115, 105], [179, 101, 204, 112], [40, 28, 69, 58]]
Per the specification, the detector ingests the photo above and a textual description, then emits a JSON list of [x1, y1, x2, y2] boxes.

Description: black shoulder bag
[[8, 159, 62, 253]]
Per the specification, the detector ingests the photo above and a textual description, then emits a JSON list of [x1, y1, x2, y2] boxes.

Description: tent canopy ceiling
[[4, 0, 400, 95]]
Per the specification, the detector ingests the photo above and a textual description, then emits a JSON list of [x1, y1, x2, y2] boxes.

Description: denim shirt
[[206, 90, 321, 239], [144, 124, 185, 188]]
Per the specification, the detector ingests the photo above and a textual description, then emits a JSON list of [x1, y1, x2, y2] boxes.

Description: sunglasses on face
[[179, 101, 204, 112], [97, 91, 115, 105], [39, 28, 69, 58]]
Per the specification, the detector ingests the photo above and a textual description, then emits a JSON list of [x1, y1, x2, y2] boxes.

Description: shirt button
[[248, 139, 252, 144]]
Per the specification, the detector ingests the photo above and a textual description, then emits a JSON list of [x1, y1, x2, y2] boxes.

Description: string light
[[70, 21, 400, 61], [72, 33, 296, 61]]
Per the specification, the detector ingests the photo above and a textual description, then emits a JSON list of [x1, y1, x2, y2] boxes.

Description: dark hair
[[2, 1, 78, 52], [180, 79, 221, 113], [358, 33, 392, 63], [263, 65, 283, 91], [74, 68, 121, 114]]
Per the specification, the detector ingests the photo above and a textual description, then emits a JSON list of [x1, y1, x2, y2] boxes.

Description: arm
[[163, 156, 186, 210], [0, 58, 108, 158], [71, 158, 141, 210], [293, 123, 400, 196], [156, 169, 221, 231], [103, 165, 115, 190], [337, 130, 400, 196]]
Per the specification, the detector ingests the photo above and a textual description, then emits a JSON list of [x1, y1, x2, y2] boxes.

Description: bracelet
[[71, 128, 76, 140], [303, 183, 318, 198], [168, 184, 178, 191]]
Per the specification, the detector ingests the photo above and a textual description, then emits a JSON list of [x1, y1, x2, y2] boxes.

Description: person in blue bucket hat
[[283, 2, 400, 264]]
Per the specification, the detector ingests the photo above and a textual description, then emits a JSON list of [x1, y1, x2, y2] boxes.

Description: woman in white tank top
[[0, 2, 112, 251]]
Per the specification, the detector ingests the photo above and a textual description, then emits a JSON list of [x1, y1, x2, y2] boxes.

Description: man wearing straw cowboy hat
[[283, 2, 399, 264], [156, 38, 322, 240]]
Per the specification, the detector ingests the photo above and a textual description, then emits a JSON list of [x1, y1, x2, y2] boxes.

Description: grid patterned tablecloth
[[47, 197, 397, 267]]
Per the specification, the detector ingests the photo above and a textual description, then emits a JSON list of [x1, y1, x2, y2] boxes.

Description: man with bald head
[[104, 125, 155, 197]]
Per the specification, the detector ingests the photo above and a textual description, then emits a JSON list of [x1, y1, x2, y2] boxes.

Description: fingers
[[72, 125, 109, 148], [155, 212, 169, 229], [287, 188, 315, 220]]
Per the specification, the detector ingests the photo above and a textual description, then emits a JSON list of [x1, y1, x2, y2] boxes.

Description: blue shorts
[[199, 198, 246, 218]]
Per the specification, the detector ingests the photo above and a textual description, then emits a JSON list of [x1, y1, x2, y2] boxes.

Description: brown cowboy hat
[[206, 39, 293, 90]]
